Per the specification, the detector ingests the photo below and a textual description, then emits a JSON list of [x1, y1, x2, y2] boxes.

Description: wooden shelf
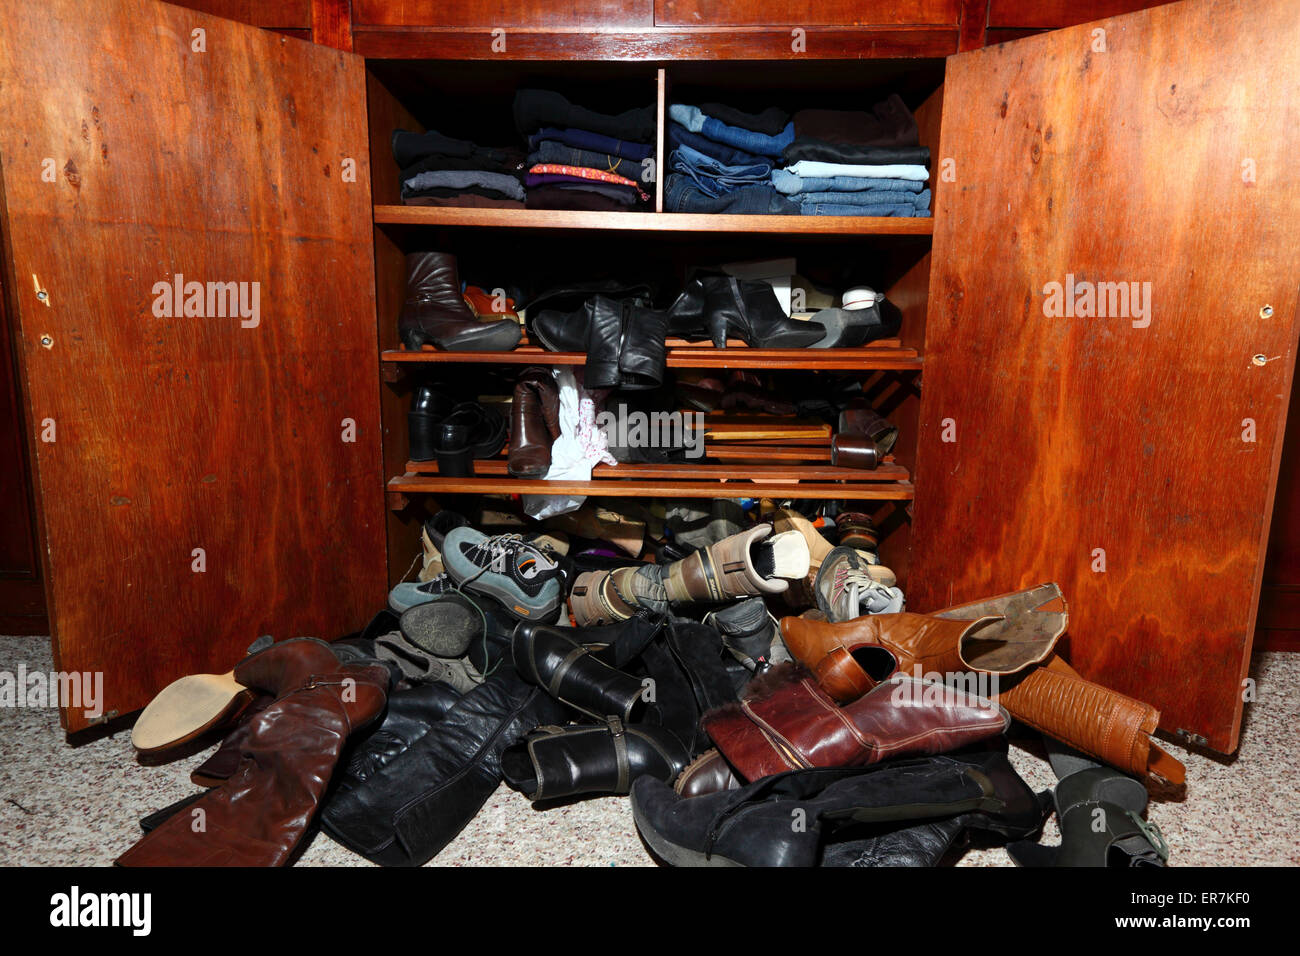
[[405, 459, 907, 481], [387, 460, 913, 504], [382, 344, 921, 372], [374, 204, 933, 236]]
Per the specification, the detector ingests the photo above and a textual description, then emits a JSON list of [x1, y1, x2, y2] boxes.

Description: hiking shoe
[[388, 573, 457, 613], [442, 528, 567, 622], [814, 546, 904, 622]]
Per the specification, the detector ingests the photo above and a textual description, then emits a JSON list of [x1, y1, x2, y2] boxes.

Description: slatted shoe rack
[[371, 59, 946, 589]]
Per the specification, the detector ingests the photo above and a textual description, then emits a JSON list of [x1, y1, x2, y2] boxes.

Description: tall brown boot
[[117, 639, 389, 866]]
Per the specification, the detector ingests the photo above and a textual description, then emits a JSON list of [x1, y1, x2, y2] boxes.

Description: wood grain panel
[[353, 0, 653, 27], [656, 0, 960, 26], [988, 0, 1169, 28], [0, 0, 385, 731], [910, 0, 1300, 753], [165, 0, 310, 28]]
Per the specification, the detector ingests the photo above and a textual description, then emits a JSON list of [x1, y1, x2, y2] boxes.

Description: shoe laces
[[831, 565, 891, 613]]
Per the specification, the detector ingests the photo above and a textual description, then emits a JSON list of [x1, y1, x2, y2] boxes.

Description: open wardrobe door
[[0, 0, 385, 733], [908, 0, 1300, 754]]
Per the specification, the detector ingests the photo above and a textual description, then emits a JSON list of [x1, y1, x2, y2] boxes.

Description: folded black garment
[[391, 128, 478, 168], [781, 140, 931, 167], [399, 149, 528, 183], [319, 668, 565, 867], [792, 95, 919, 149], [700, 103, 790, 136], [405, 184, 523, 203], [513, 88, 655, 143], [526, 184, 636, 212]]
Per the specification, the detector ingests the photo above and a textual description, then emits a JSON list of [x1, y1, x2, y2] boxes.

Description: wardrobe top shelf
[[381, 345, 922, 371], [373, 205, 934, 236]]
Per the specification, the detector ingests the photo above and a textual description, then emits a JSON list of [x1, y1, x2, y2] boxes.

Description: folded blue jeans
[[799, 201, 928, 217], [668, 123, 769, 168], [798, 188, 931, 209], [668, 104, 794, 157], [772, 169, 926, 195], [665, 174, 800, 214], [670, 144, 772, 198]]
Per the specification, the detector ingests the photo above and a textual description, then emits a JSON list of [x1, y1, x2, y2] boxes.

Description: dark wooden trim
[[351, 26, 960, 60], [311, 0, 353, 51], [957, 0, 989, 51]]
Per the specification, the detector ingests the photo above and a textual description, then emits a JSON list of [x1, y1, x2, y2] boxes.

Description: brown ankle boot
[[507, 366, 560, 477], [702, 662, 1008, 783], [399, 252, 522, 352]]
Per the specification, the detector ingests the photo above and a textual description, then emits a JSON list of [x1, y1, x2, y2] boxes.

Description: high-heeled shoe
[[399, 252, 522, 352], [667, 275, 825, 349]]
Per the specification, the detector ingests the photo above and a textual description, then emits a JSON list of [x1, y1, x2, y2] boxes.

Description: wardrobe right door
[[909, 0, 1300, 753]]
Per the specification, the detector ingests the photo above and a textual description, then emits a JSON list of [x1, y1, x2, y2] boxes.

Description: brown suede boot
[[702, 662, 1009, 783], [117, 639, 389, 866]]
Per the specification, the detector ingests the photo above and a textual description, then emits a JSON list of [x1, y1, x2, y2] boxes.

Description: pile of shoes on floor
[[118, 499, 1184, 867]]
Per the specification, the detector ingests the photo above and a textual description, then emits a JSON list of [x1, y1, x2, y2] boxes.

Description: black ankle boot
[[501, 717, 690, 801], [512, 622, 648, 720], [668, 275, 825, 349]]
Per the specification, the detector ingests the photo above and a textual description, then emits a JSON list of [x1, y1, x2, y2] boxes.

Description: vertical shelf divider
[[655, 67, 668, 213]]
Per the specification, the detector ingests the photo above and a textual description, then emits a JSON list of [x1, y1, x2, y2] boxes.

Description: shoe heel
[[401, 327, 434, 351]]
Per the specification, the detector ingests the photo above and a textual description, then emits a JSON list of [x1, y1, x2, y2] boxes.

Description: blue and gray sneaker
[[442, 528, 567, 622], [388, 573, 457, 614]]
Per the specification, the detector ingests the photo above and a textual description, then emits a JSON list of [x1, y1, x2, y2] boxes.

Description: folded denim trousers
[[665, 174, 799, 214], [670, 145, 772, 199]]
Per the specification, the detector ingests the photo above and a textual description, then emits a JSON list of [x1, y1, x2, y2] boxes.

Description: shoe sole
[[399, 600, 481, 658], [130, 671, 249, 753], [630, 794, 744, 867]]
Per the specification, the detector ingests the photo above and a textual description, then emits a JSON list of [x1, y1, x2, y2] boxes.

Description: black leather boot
[[399, 252, 522, 352], [667, 275, 825, 349], [533, 296, 668, 390], [501, 717, 690, 801], [631, 749, 1044, 868], [1007, 766, 1167, 867], [408, 384, 454, 462], [319, 668, 565, 866], [512, 621, 649, 721]]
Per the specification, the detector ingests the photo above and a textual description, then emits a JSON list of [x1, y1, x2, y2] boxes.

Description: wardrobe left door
[[0, 0, 385, 732]]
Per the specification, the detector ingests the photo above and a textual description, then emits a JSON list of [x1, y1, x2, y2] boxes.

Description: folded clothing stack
[[664, 102, 799, 215], [775, 95, 932, 217], [514, 89, 655, 211], [392, 128, 528, 209]]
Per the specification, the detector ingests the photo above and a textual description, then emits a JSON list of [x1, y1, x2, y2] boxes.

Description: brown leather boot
[[507, 366, 560, 477], [117, 639, 389, 866], [702, 662, 1009, 783], [399, 252, 522, 352], [780, 585, 1186, 788]]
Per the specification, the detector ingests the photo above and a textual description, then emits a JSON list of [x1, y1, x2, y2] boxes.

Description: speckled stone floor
[[1, 634, 1296, 866]]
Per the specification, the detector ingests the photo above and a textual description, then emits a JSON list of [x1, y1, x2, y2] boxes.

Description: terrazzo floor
[[1, 634, 1296, 866]]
